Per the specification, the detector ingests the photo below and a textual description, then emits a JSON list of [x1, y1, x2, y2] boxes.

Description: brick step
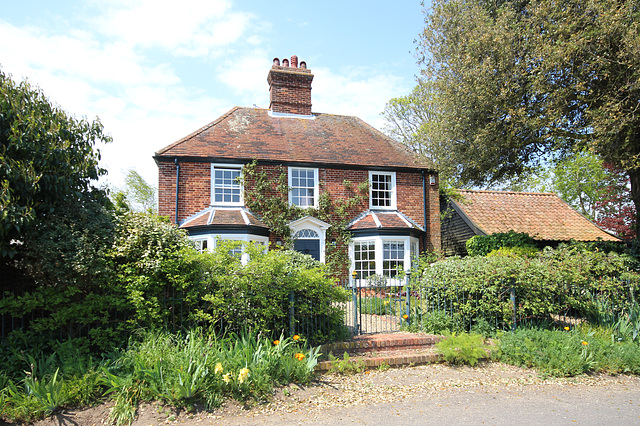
[[316, 347, 442, 371], [320, 332, 443, 356], [316, 332, 444, 372]]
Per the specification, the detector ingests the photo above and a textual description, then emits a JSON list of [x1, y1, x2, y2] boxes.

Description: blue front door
[[294, 239, 320, 261]]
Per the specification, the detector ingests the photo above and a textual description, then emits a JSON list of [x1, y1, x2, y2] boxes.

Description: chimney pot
[[267, 57, 313, 115], [273, 57, 280, 66]]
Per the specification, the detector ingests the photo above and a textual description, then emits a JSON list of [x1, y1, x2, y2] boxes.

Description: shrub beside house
[[154, 56, 440, 279]]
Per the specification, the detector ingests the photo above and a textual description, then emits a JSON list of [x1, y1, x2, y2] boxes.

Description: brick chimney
[[268, 55, 314, 116]]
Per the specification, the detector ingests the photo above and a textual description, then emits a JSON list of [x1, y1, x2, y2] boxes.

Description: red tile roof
[[155, 107, 431, 170], [452, 190, 620, 242], [348, 210, 423, 231], [180, 207, 267, 229]]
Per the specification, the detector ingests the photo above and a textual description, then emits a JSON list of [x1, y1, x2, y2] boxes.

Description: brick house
[[154, 55, 440, 279]]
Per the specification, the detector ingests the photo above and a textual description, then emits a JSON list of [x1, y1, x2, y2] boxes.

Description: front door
[[294, 239, 320, 261]]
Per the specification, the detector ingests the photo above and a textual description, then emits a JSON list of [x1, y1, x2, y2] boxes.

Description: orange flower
[[293, 335, 300, 341], [273, 340, 280, 345], [402, 314, 408, 320], [294, 352, 305, 361], [581, 341, 588, 346]]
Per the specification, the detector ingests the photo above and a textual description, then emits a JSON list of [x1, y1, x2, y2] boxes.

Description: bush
[[192, 242, 348, 342], [418, 246, 640, 331], [487, 246, 539, 258], [466, 231, 537, 256], [435, 332, 492, 366], [497, 326, 640, 377]]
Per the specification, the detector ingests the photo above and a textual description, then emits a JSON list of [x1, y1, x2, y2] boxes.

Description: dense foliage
[[465, 231, 537, 257], [498, 326, 640, 377], [0, 68, 111, 260], [386, 0, 640, 236], [417, 244, 640, 331], [0, 329, 322, 424]]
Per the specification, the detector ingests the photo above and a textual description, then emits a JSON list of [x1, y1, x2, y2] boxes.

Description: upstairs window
[[212, 164, 243, 206], [289, 167, 319, 208], [369, 171, 396, 210]]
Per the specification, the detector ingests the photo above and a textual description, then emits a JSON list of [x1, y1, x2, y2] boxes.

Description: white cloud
[[312, 66, 409, 130], [93, 0, 255, 57]]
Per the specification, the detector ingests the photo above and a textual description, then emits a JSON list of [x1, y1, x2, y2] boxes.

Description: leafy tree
[[594, 164, 637, 239], [407, 0, 640, 236], [121, 169, 157, 213], [0, 68, 111, 259]]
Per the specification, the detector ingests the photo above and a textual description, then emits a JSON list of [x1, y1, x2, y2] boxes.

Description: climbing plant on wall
[[242, 160, 368, 275]]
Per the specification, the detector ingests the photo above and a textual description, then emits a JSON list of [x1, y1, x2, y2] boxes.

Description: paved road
[[263, 384, 640, 425]]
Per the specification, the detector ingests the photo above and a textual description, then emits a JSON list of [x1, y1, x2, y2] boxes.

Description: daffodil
[[223, 373, 232, 384], [238, 367, 250, 384], [214, 362, 223, 374], [564, 326, 570, 331]]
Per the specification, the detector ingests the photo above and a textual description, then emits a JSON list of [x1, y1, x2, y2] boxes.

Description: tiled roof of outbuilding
[[452, 190, 620, 242], [155, 107, 431, 170]]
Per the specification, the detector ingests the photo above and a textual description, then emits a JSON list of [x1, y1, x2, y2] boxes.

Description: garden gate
[[344, 272, 413, 335]]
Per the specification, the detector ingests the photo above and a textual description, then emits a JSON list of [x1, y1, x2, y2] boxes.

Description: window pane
[[290, 168, 316, 207], [213, 167, 241, 205], [383, 241, 404, 278], [354, 241, 376, 279]]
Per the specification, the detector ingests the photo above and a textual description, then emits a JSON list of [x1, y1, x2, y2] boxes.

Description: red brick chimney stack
[[267, 55, 314, 116]]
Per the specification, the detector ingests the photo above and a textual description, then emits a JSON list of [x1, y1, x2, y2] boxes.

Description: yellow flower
[[214, 362, 223, 374], [238, 367, 250, 384], [222, 373, 232, 384], [402, 314, 408, 320], [294, 352, 305, 361], [564, 326, 570, 331], [581, 341, 588, 346], [293, 335, 300, 341], [273, 340, 280, 345]]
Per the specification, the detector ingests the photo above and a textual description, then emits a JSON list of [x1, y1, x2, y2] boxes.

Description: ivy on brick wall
[[242, 160, 368, 275]]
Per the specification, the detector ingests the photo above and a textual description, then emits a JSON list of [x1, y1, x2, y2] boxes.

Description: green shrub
[[466, 231, 537, 257], [487, 246, 539, 258], [435, 332, 492, 366], [192, 242, 348, 341], [418, 246, 640, 331], [497, 326, 640, 377]]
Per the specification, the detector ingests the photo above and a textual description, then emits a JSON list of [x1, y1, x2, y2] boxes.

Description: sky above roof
[[1, 0, 429, 189]]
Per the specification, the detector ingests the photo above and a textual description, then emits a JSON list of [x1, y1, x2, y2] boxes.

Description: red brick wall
[[268, 66, 313, 115], [158, 160, 440, 252], [158, 161, 210, 223]]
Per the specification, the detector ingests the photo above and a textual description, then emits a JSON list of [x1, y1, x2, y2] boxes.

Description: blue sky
[[1, 1, 429, 188]]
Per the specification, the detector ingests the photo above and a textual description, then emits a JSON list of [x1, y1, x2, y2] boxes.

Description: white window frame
[[369, 171, 396, 210], [288, 216, 330, 263], [193, 238, 209, 253], [288, 167, 319, 208], [350, 235, 419, 285], [189, 233, 269, 264], [211, 164, 243, 206]]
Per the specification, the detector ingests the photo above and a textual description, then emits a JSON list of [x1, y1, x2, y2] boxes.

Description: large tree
[[403, 0, 640, 237], [0, 68, 112, 260]]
